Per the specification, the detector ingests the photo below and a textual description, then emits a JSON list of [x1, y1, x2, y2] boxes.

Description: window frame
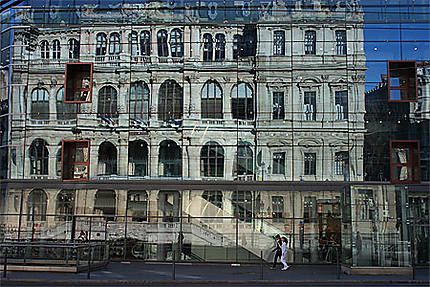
[[157, 30, 169, 57], [304, 152, 316, 176], [129, 81, 150, 121], [272, 91, 285, 120], [40, 40, 49, 59], [29, 139, 49, 175], [203, 33, 213, 62], [61, 140, 90, 181], [390, 140, 421, 184], [303, 91, 316, 121], [272, 152, 286, 175], [334, 151, 349, 176], [201, 141, 225, 177], [68, 38, 80, 59], [64, 62, 93, 103], [52, 39, 61, 59], [215, 33, 226, 61], [273, 30, 285, 56], [231, 82, 254, 120], [335, 30, 347, 55], [334, 90, 348, 120], [170, 28, 183, 58], [97, 85, 119, 119], [201, 80, 223, 119], [387, 60, 418, 102], [96, 33, 107, 56], [140, 30, 151, 56], [304, 30, 316, 55], [109, 32, 121, 55], [271, 195, 284, 222]]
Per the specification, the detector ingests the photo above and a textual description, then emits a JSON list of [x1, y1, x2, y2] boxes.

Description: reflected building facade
[[0, 0, 428, 269]]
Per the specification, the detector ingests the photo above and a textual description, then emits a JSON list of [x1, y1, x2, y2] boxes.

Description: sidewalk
[[1, 262, 429, 285]]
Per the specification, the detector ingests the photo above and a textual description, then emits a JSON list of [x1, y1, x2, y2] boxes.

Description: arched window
[[31, 88, 49, 120], [232, 191, 254, 222], [202, 191, 223, 209], [52, 40, 61, 59], [157, 30, 168, 57], [98, 142, 117, 175], [109, 33, 121, 55], [68, 38, 80, 59], [96, 33, 107, 55], [128, 140, 148, 177], [233, 34, 243, 60], [97, 86, 118, 119], [201, 141, 224, 177], [130, 81, 150, 121], [94, 190, 116, 220], [170, 29, 183, 57], [201, 80, 223, 119], [56, 88, 77, 120], [127, 190, 148, 221], [215, 33, 225, 61], [140, 31, 151, 56], [27, 189, 47, 221], [30, 139, 49, 175], [273, 30, 285, 56], [129, 31, 138, 56], [203, 33, 213, 62], [237, 143, 253, 176], [159, 140, 182, 177], [158, 80, 183, 121], [56, 190, 75, 221], [40, 40, 49, 59], [231, 82, 254, 120]]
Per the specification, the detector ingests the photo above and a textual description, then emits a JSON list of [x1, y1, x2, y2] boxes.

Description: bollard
[[336, 246, 340, 279], [260, 250, 263, 280], [172, 251, 176, 280], [2, 248, 7, 278]]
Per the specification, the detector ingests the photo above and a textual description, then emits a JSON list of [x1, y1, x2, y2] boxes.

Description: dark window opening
[[30, 139, 48, 175], [201, 141, 224, 177], [233, 34, 243, 60], [305, 30, 316, 55], [232, 191, 253, 222], [98, 141, 117, 175], [390, 140, 420, 183], [56, 88, 77, 120], [56, 190, 75, 221], [109, 32, 121, 55], [52, 40, 61, 59], [97, 86, 118, 119], [215, 33, 225, 61], [96, 33, 107, 56], [31, 88, 49, 120], [158, 80, 183, 121], [236, 143, 253, 177], [140, 31, 151, 56], [40, 40, 49, 59], [159, 140, 182, 177], [27, 189, 47, 221], [273, 30, 285, 56], [129, 31, 138, 57], [335, 151, 349, 176], [170, 28, 183, 58], [273, 152, 285, 175], [304, 153, 316, 175], [62, 140, 90, 181], [129, 140, 148, 177], [68, 38, 80, 59], [388, 61, 418, 102], [303, 91, 316, 121], [64, 63, 93, 103], [336, 30, 347, 55], [273, 91, 284, 119], [130, 81, 150, 121], [157, 30, 169, 57], [232, 82, 254, 120], [242, 25, 256, 57], [203, 33, 213, 61], [335, 91, 348, 120], [201, 80, 222, 119], [304, 196, 316, 223]]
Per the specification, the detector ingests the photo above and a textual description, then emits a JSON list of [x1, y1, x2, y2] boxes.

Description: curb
[[1, 279, 429, 286]]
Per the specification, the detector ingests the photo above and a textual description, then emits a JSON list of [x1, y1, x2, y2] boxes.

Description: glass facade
[[0, 0, 428, 268]]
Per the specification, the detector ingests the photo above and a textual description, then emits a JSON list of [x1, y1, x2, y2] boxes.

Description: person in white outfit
[[280, 236, 290, 270]]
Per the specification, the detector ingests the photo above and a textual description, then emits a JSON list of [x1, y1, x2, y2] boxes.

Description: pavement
[[0, 262, 429, 286]]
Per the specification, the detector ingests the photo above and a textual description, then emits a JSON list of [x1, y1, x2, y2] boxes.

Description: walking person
[[271, 234, 282, 269], [280, 236, 290, 270]]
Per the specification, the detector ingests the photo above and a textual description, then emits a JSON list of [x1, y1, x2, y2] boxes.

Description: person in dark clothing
[[271, 234, 282, 269]]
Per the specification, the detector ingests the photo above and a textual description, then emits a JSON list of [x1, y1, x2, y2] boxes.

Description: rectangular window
[[62, 140, 90, 181], [303, 91, 316, 121], [335, 91, 348, 120], [304, 196, 316, 223], [304, 30, 316, 55], [272, 196, 284, 222], [390, 140, 420, 183], [304, 153, 316, 175], [273, 152, 285, 175], [336, 30, 347, 55], [273, 31, 285, 56], [64, 63, 93, 103], [387, 61, 418, 102], [273, 91, 285, 119], [334, 151, 349, 176]]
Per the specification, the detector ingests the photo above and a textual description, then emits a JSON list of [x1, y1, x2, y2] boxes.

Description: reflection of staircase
[[185, 195, 285, 261]]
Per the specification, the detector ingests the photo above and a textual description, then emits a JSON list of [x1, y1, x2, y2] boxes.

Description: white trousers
[[281, 253, 288, 268]]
